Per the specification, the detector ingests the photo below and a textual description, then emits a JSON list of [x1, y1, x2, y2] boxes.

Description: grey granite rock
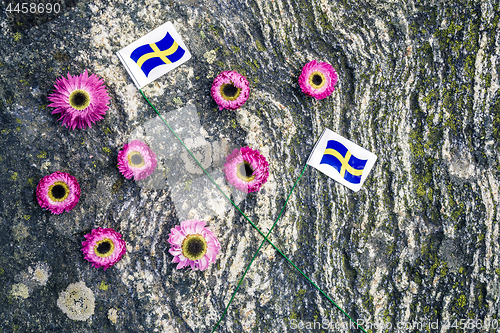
[[1, 0, 499, 332]]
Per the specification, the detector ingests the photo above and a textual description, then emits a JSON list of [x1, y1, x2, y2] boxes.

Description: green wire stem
[[139, 90, 367, 333], [211, 163, 307, 332]]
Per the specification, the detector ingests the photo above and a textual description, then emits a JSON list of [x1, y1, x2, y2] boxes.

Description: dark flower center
[[309, 71, 326, 89], [128, 151, 145, 168], [236, 161, 256, 182], [51, 184, 66, 199], [181, 234, 207, 261], [97, 241, 111, 254], [73, 92, 86, 106], [69, 89, 91, 110], [312, 74, 323, 86], [240, 162, 253, 177], [223, 84, 238, 97], [48, 181, 70, 202], [220, 83, 241, 101], [131, 153, 144, 165], [94, 238, 115, 258], [188, 239, 203, 255]]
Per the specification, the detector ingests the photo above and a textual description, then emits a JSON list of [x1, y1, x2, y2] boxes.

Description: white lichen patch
[[12, 261, 51, 299], [12, 223, 29, 242], [203, 50, 217, 64], [10, 283, 29, 299], [28, 262, 51, 286], [40, 161, 51, 172], [108, 308, 118, 324], [57, 282, 95, 321], [172, 97, 183, 106]]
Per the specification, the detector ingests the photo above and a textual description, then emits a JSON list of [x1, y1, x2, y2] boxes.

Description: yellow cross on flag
[[117, 22, 191, 89], [307, 128, 377, 192]]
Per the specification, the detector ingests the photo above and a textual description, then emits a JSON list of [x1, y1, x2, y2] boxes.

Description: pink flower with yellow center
[[298, 60, 338, 99], [168, 220, 221, 271], [117, 140, 157, 180], [36, 171, 81, 214], [81, 228, 126, 270], [211, 71, 250, 110], [48, 70, 110, 130], [223, 147, 269, 193]]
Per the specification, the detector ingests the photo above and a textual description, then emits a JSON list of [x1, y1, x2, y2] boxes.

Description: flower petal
[[211, 71, 250, 110], [117, 140, 157, 181], [48, 70, 110, 130], [223, 147, 269, 193], [36, 171, 81, 214], [298, 60, 338, 100], [80, 228, 127, 270], [167, 220, 220, 271]]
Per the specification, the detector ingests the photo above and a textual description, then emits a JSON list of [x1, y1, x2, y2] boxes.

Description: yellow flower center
[[48, 181, 70, 202], [220, 83, 241, 101], [181, 234, 207, 261], [309, 71, 326, 89], [69, 89, 91, 110], [236, 161, 255, 182], [128, 151, 145, 168], [94, 238, 115, 258]]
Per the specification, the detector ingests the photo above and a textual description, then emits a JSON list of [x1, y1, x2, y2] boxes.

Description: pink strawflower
[[298, 60, 338, 99], [117, 140, 157, 180], [36, 171, 81, 214], [210, 71, 250, 110], [48, 70, 110, 130], [223, 147, 269, 193], [81, 228, 126, 270], [168, 220, 221, 271]]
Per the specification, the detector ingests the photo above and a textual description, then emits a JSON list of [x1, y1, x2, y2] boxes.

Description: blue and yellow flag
[[319, 140, 368, 184], [307, 129, 377, 192], [117, 22, 191, 89], [130, 32, 185, 77]]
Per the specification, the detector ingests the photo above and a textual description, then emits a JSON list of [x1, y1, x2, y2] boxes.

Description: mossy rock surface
[[1, 0, 499, 332]]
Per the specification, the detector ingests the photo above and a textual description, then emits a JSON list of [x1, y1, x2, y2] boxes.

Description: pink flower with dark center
[[48, 70, 110, 130], [298, 60, 338, 99], [81, 228, 126, 270], [211, 71, 250, 110], [36, 171, 81, 214], [168, 220, 221, 271], [117, 140, 157, 180], [223, 147, 269, 193]]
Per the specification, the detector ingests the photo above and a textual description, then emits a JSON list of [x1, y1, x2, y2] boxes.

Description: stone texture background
[[1, 0, 499, 332]]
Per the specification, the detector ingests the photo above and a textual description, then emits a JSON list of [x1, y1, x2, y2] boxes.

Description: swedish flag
[[130, 32, 186, 77], [319, 140, 368, 184]]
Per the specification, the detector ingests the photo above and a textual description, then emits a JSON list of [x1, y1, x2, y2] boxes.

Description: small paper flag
[[117, 22, 192, 89], [307, 128, 377, 192]]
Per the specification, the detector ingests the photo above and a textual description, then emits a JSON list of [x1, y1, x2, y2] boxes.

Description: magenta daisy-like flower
[[211, 71, 250, 110], [117, 140, 157, 181], [36, 171, 81, 214], [298, 60, 338, 100], [81, 228, 126, 270], [223, 147, 269, 193], [168, 220, 221, 271], [48, 70, 110, 130]]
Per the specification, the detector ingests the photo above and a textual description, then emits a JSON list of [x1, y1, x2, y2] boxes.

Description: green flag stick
[[211, 164, 366, 333], [139, 90, 366, 333], [211, 163, 307, 332]]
